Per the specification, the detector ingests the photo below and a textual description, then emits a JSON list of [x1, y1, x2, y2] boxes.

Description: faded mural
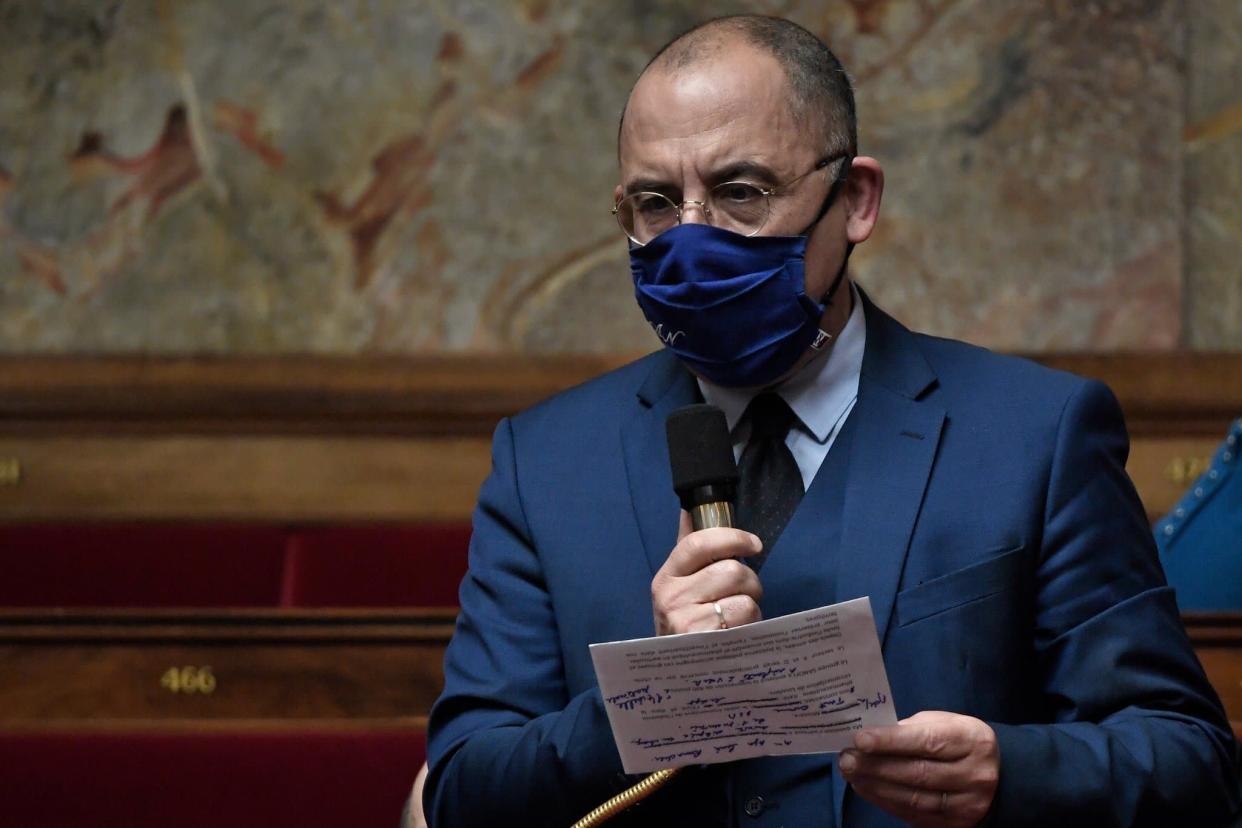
[[0, 0, 1239, 354]]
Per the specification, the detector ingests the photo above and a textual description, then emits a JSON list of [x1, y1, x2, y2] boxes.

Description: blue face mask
[[630, 224, 825, 388], [627, 155, 854, 388], [630, 223, 850, 389]]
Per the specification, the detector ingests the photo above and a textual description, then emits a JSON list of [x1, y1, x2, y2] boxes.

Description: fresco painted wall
[[1, 0, 1239, 355]]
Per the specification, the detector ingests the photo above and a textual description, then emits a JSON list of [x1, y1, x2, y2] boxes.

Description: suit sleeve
[[987, 380, 1240, 826], [423, 417, 628, 827]]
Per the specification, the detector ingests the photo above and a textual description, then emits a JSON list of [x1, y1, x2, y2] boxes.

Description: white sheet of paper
[[589, 597, 897, 773]]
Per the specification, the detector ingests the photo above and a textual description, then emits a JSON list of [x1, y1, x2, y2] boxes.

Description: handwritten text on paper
[[590, 597, 897, 774]]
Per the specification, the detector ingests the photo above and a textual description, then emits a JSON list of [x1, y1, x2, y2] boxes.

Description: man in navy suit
[[424, 15, 1238, 827]]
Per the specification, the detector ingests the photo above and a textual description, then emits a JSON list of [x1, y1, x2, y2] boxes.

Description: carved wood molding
[[0, 609, 458, 721], [0, 717, 430, 733], [0, 353, 1238, 437], [1031, 353, 1242, 436], [0, 608, 459, 643], [1182, 613, 1242, 646], [0, 355, 631, 436]]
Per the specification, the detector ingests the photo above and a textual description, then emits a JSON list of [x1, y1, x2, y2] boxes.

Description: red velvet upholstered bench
[[0, 727, 425, 828], [0, 523, 472, 608], [282, 524, 471, 607]]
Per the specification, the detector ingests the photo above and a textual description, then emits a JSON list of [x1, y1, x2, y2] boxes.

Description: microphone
[[665, 404, 739, 531]]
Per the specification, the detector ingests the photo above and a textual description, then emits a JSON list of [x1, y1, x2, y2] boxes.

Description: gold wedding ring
[[713, 601, 728, 629]]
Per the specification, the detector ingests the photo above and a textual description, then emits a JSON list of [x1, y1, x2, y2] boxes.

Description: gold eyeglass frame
[[612, 152, 847, 246]]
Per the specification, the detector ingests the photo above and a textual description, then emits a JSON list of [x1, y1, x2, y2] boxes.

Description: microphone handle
[[684, 481, 736, 531], [691, 501, 734, 531]]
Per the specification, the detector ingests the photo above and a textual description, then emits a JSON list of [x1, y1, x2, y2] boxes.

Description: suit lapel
[[835, 390, 944, 645], [621, 350, 702, 577], [833, 290, 945, 827]]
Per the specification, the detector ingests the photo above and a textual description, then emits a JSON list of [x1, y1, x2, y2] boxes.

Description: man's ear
[[614, 184, 624, 206], [843, 156, 884, 245]]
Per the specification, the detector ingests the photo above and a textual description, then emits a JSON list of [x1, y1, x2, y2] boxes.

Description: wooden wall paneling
[[0, 609, 456, 722], [1124, 436, 1227, 521], [1184, 614, 1242, 737], [1, 353, 1235, 436], [0, 717, 429, 734], [0, 355, 631, 437], [1034, 353, 1242, 437], [2, 607, 1236, 738], [1, 354, 1240, 523], [0, 435, 490, 522], [0, 433, 1216, 523]]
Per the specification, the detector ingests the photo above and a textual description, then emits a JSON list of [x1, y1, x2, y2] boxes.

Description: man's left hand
[[839, 710, 999, 827]]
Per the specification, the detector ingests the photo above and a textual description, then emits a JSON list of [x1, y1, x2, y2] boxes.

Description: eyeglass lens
[[616, 181, 772, 244]]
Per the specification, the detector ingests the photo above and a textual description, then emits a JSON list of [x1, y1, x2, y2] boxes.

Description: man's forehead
[[624, 48, 790, 132], [619, 52, 808, 176]]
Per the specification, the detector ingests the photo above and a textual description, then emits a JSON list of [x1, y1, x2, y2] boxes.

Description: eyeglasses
[[613, 152, 849, 246]]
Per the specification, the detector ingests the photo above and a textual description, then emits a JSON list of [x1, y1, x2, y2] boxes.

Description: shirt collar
[[697, 283, 867, 442]]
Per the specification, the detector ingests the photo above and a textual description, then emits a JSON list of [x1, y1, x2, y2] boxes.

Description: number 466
[[160, 665, 217, 694]]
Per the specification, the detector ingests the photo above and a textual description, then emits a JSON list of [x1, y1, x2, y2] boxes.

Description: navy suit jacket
[[426, 294, 1238, 827]]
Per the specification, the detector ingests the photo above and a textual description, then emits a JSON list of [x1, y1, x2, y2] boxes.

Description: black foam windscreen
[[665, 404, 738, 506]]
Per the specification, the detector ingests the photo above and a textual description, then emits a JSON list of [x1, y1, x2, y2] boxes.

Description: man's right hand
[[651, 510, 765, 635]]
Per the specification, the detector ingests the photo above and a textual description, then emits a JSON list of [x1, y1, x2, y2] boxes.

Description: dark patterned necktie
[[735, 392, 804, 571]]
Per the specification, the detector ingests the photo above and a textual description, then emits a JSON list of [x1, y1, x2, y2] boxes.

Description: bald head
[[620, 15, 857, 159]]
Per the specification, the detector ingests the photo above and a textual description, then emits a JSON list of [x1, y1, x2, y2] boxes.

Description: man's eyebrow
[[709, 160, 780, 186], [621, 161, 782, 196], [623, 177, 675, 196]]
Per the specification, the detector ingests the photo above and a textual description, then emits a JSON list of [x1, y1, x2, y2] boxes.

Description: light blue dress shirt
[[697, 285, 866, 490]]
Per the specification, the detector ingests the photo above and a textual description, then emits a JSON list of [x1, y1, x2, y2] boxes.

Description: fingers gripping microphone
[[666, 404, 739, 531]]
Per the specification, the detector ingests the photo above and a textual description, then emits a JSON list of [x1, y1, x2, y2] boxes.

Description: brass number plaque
[[160, 666, 217, 694], [0, 458, 19, 487], [1165, 456, 1210, 488]]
